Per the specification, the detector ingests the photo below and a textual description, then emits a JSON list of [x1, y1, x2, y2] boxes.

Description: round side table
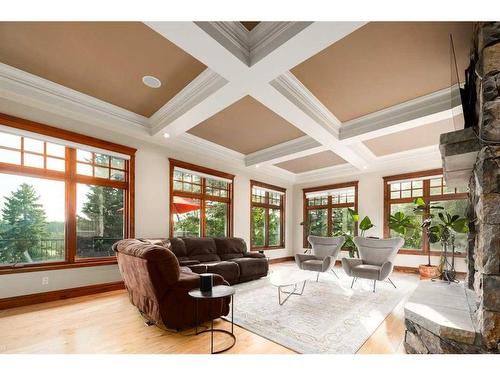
[[188, 285, 236, 354]]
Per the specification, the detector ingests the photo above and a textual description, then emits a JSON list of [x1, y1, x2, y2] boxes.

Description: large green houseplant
[[389, 197, 468, 279], [335, 208, 375, 258]]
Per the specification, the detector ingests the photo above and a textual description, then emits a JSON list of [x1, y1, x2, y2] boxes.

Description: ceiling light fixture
[[163, 133, 170, 139], [142, 75, 162, 89], [255, 164, 260, 168]]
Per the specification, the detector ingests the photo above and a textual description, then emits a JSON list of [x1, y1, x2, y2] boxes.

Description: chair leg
[[351, 277, 356, 289], [373, 280, 376, 293], [330, 269, 340, 279], [388, 278, 397, 289], [316, 272, 320, 282]]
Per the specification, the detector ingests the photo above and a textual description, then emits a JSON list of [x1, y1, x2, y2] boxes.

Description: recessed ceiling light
[[255, 164, 260, 168], [163, 132, 170, 139], [142, 75, 162, 89]]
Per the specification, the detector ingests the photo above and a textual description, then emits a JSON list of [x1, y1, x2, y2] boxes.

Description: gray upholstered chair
[[342, 236, 404, 292], [295, 235, 344, 282]]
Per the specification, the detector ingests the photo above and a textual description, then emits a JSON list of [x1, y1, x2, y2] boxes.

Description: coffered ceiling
[[0, 22, 206, 117], [0, 21, 474, 182], [275, 151, 346, 173], [188, 95, 305, 154], [291, 22, 472, 122], [363, 117, 456, 156]]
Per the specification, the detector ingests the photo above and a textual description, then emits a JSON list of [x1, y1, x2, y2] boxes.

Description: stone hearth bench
[[403, 280, 491, 353]]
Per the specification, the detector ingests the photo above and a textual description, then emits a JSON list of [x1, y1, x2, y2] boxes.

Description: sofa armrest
[[179, 260, 201, 266], [187, 264, 208, 274], [173, 273, 226, 291], [341, 258, 363, 276], [379, 261, 394, 281], [243, 252, 265, 259]]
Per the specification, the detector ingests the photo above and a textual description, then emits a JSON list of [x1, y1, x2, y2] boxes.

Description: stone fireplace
[[466, 22, 500, 351], [404, 22, 500, 353]]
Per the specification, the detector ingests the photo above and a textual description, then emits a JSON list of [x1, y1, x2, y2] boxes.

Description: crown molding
[[245, 135, 323, 167], [149, 68, 228, 135], [249, 22, 312, 66], [294, 163, 356, 184], [270, 72, 341, 138], [167, 133, 296, 183], [0, 63, 148, 133], [293, 145, 442, 184], [194, 22, 250, 65], [339, 87, 460, 142]]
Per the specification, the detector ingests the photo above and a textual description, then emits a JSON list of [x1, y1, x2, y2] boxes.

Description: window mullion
[[66, 148, 77, 263], [327, 195, 333, 236]]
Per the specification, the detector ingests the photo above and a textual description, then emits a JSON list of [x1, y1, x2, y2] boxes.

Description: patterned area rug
[[230, 263, 418, 354]]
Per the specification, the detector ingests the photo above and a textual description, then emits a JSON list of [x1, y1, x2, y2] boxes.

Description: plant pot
[[419, 264, 439, 279]]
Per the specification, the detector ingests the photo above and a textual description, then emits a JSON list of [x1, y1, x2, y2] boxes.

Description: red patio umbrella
[[172, 196, 200, 215]]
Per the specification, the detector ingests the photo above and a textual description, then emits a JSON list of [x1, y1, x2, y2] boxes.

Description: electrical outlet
[[42, 276, 49, 286]]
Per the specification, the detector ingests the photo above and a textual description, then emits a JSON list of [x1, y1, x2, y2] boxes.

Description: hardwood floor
[[0, 272, 413, 354]]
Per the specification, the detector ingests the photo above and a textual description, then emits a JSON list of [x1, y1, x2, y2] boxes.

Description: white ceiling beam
[[340, 87, 461, 144], [245, 136, 325, 167], [250, 83, 370, 170]]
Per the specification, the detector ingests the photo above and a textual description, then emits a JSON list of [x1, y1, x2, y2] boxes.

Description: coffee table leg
[[231, 295, 234, 335], [210, 300, 214, 354], [195, 299, 199, 335]]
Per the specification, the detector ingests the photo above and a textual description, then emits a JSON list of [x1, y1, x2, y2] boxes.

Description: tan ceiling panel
[[363, 118, 456, 156], [292, 22, 473, 122], [0, 22, 206, 117], [241, 22, 260, 31], [275, 151, 346, 174], [188, 96, 305, 154]]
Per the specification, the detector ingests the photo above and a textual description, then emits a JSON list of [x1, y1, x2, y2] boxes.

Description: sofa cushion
[[214, 237, 247, 260], [230, 257, 268, 282], [205, 261, 240, 285], [182, 237, 221, 262], [168, 237, 188, 258]]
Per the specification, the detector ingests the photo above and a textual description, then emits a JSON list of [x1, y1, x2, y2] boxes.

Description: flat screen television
[[450, 33, 476, 130]]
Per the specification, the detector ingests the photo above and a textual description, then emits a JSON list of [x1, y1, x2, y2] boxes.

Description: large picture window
[[302, 182, 358, 247], [383, 169, 468, 255], [169, 159, 234, 238], [0, 113, 135, 273], [250, 181, 286, 250]]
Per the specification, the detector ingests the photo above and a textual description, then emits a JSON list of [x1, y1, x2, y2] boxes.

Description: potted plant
[[335, 208, 375, 258], [390, 197, 468, 279]]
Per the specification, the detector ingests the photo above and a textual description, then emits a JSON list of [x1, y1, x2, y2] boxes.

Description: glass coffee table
[[270, 269, 314, 305]]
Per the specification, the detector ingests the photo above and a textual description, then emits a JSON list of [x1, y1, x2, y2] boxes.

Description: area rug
[[230, 263, 418, 354]]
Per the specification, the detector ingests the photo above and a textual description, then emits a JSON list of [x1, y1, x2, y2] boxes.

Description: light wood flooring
[[0, 271, 413, 354]]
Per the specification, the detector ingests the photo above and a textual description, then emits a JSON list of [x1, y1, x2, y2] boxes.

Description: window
[[169, 159, 234, 238], [250, 181, 286, 250], [383, 169, 468, 256], [0, 113, 135, 273], [303, 182, 358, 247]]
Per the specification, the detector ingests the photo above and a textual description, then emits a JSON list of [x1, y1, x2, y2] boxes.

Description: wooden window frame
[[383, 168, 467, 257], [169, 158, 234, 238], [0, 113, 136, 274], [250, 180, 286, 251], [302, 181, 358, 248]]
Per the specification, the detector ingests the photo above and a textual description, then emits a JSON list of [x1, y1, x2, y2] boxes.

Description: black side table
[[188, 285, 236, 354]]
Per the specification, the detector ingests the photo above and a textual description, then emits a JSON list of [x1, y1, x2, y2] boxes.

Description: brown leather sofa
[[141, 237, 269, 285], [113, 239, 230, 330]]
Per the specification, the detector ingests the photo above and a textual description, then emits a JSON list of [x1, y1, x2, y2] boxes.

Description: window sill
[[251, 246, 285, 251], [398, 249, 466, 258], [0, 258, 118, 275]]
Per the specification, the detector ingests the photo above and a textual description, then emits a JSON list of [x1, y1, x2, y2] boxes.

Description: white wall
[[0, 103, 466, 299], [0, 106, 294, 298], [292, 169, 467, 273]]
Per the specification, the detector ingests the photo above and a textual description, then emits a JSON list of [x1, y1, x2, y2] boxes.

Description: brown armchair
[[113, 239, 230, 330]]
